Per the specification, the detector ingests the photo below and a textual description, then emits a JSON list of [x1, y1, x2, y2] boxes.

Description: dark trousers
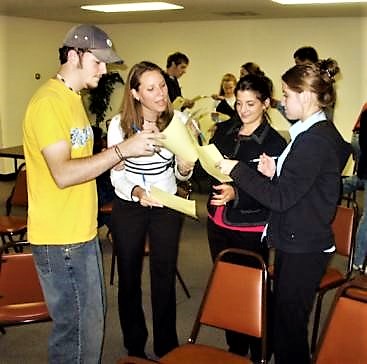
[[111, 197, 182, 357], [273, 250, 331, 364], [207, 218, 271, 361]]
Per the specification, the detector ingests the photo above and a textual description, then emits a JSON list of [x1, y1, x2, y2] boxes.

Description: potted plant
[[88, 71, 124, 128]]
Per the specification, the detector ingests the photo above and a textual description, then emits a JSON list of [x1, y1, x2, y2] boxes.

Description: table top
[[0, 145, 24, 159]]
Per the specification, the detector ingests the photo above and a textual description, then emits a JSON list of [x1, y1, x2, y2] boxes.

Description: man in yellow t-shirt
[[23, 24, 163, 364]]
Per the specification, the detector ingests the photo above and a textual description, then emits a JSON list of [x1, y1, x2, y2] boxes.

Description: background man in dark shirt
[[163, 52, 194, 109]]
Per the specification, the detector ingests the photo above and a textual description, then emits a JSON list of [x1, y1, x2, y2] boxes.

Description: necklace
[[56, 73, 78, 94], [144, 119, 157, 124]]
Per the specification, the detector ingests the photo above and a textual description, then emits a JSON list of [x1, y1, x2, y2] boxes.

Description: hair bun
[[318, 58, 340, 81]]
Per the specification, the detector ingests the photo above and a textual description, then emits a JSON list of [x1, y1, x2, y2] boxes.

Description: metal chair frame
[[310, 203, 357, 353], [159, 248, 268, 364], [0, 163, 28, 253], [312, 276, 367, 364], [0, 251, 51, 334]]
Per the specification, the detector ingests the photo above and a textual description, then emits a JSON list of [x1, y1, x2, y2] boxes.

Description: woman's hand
[[257, 153, 276, 178], [132, 186, 163, 208], [210, 184, 235, 206], [113, 160, 125, 171], [182, 98, 195, 109], [176, 156, 195, 176], [211, 94, 224, 101], [217, 159, 239, 175]]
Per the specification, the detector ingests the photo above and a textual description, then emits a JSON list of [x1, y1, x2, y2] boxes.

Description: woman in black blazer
[[218, 59, 351, 364]]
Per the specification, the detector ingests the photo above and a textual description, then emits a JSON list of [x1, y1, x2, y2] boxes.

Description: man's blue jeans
[[32, 237, 106, 364], [355, 180, 367, 266], [343, 177, 367, 267]]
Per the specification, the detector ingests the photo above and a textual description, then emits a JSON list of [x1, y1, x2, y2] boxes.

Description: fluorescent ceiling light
[[81, 2, 184, 13], [273, 0, 367, 3]]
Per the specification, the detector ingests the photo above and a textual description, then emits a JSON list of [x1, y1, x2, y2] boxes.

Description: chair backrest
[[6, 163, 28, 215], [189, 248, 267, 358], [314, 277, 367, 364], [0, 252, 45, 305], [332, 204, 355, 258]]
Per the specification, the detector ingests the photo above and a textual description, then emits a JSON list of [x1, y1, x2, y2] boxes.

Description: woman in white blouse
[[107, 61, 194, 359]]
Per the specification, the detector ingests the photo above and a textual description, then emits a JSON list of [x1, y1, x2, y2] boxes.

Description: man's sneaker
[[353, 263, 363, 271]]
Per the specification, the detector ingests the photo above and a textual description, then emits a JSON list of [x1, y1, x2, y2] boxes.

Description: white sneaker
[[353, 264, 363, 271]]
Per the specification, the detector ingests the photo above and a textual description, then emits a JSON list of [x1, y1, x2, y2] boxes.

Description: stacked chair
[[310, 203, 357, 352], [0, 163, 28, 253], [0, 251, 50, 334]]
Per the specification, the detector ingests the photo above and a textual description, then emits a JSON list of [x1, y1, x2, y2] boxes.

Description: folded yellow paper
[[150, 186, 197, 219], [161, 111, 232, 183], [197, 144, 233, 183], [161, 111, 199, 163]]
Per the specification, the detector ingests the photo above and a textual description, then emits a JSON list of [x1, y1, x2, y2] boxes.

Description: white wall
[[362, 18, 367, 97], [0, 18, 6, 148], [103, 17, 364, 137], [0, 16, 364, 173], [0, 17, 75, 171]]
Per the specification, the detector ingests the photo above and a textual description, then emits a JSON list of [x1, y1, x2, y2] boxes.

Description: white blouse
[[107, 114, 191, 202]]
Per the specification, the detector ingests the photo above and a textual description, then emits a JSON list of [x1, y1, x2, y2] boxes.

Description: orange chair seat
[[0, 215, 27, 233], [0, 302, 49, 323], [315, 296, 367, 364], [159, 344, 251, 364], [0, 253, 51, 330]]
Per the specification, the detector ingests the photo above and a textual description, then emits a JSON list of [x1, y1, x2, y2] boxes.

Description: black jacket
[[163, 72, 181, 103], [208, 118, 287, 226], [230, 120, 351, 253], [216, 99, 236, 119]]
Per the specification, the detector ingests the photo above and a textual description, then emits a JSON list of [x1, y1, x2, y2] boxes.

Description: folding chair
[[0, 251, 50, 334], [0, 163, 28, 253], [158, 248, 268, 364], [310, 204, 357, 352], [341, 158, 359, 207], [312, 276, 367, 364]]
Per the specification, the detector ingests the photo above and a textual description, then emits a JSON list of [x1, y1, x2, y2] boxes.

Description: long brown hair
[[282, 58, 340, 108], [119, 61, 173, 137]]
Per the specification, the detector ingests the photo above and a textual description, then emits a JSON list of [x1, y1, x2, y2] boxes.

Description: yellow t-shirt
[[23, 79, 97, 244]]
